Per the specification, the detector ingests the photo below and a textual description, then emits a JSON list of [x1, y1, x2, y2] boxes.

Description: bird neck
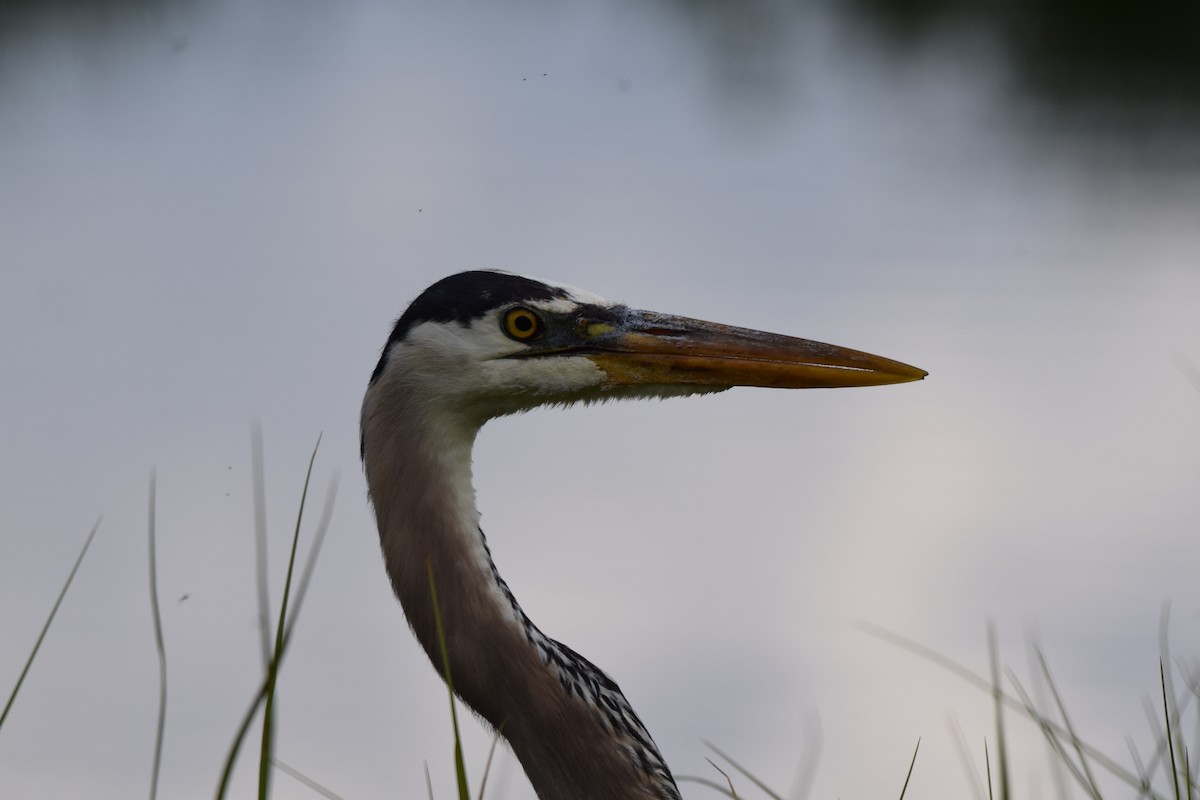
[[362, 387, 679, 800]]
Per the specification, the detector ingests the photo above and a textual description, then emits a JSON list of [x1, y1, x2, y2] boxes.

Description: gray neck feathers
[[362, 379, 680, 800]]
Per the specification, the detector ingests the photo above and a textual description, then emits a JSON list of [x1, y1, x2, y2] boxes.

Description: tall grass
[[3, 441, 1196, 799], [216, 432, 337, 800], [862, 620, 1199, 800], [147, 472, 168, 800], [0, 518, 100, 732], [426, 560, 472, 800]]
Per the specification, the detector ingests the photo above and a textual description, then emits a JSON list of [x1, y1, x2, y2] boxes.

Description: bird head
[[363, 271, 925, 435]]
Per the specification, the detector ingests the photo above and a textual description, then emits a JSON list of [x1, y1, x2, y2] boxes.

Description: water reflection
[[1, 2, 1196, 799], [849, 0, 1200, 103], [0, 0, 181, 48], [6, 0, 1200, 159]]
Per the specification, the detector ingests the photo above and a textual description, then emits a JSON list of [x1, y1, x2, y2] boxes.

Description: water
[[1, 1, 1197, 797]]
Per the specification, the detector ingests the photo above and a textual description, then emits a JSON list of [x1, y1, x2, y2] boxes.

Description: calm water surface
[[1, 2, 1198, 798]]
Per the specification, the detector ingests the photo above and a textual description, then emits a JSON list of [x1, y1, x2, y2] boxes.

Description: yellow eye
[[503, 307, 543, 341]]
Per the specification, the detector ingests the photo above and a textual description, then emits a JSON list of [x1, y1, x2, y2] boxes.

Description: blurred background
[[1, 0, 1198, 797]]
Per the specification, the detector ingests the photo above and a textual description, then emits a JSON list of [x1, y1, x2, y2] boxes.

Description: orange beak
[[581, 310, 926, 390]]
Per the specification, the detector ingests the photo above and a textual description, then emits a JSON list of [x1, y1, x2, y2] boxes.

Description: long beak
[[582, 309, 927, 389]]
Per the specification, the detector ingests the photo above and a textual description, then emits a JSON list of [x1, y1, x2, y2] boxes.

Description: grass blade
[[214, 440, 335, 800], [1164, 659, 1183, 800], [1185, 747, 1193, 800], [427, 559, 471, 800], [986, 623, 1009, 800], [675, 776, 737, 797], [0, 517, 101, 731], [476, 730, 503, 800], [1127, 733, 1156, 798], [948, 715, 986, 800], [1028, 642, 1074, 800], [705, 758, 740, 800], [279, 473, 337, 646], [1033, 642, 1102, 798], [861, 621, 1152, 794], [984, 739, 993, 800], [271, 758, 344, 800], [786, 709, 822, 800], [251, 420, 272, 670], [147, 472, 168, 800], [216, 681, 268, 800], [1006, 666, 1096, 796], [898, 738, 920, 799], [703, 741, 784, 800], [258, 433, 323, 800]]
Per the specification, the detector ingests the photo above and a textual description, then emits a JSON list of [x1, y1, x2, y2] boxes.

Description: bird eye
[[502, 307, 543, 341]]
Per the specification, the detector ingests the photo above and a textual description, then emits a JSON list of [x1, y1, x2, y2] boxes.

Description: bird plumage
[[361, 270, 924, 799]]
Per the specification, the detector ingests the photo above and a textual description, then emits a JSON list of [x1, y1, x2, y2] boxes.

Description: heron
[[360, 270, 925, 800]]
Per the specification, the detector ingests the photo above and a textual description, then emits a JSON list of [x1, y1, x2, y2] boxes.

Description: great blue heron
[[360, 271, 925, 800]]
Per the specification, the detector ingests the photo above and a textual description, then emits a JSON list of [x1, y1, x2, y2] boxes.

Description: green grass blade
[[675, 776, 737, 797], [703, 741, 784, 800], [1142, 693, 1181, 789], [1126, 734, 1155, 798], [280, 474, 338, 646], [258, 433, 323, 800], [1165, 659, 1183, 800], [986, 623, 1009, 800], [147, 472, 168, 800], [0, 517, 101, 731], [476, 730, 502, 800], [1033, 643, 1102, 798], [1185, 747, 1193, 800], [783, 709, 821, 800], [215, 679, 268, 800], [1028, 645, 1074, 800], [897, 738, 920, 800], [214, 660, 331, 800], [1192, 669, 1200, 791], [427, 559, 471, 800], [271, 758, 345, 800], [251, 420, 273, 670], [947, 715, 986, 800], [1005, 666, 1097, 796], [215, 443, 334, 800], [984, 739, 993, 800], [705, 758, 740, 800], [862, 621, 1151, 794]]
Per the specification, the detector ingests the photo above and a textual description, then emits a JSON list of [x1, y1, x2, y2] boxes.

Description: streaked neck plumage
[[362, 369, 680, 800]]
